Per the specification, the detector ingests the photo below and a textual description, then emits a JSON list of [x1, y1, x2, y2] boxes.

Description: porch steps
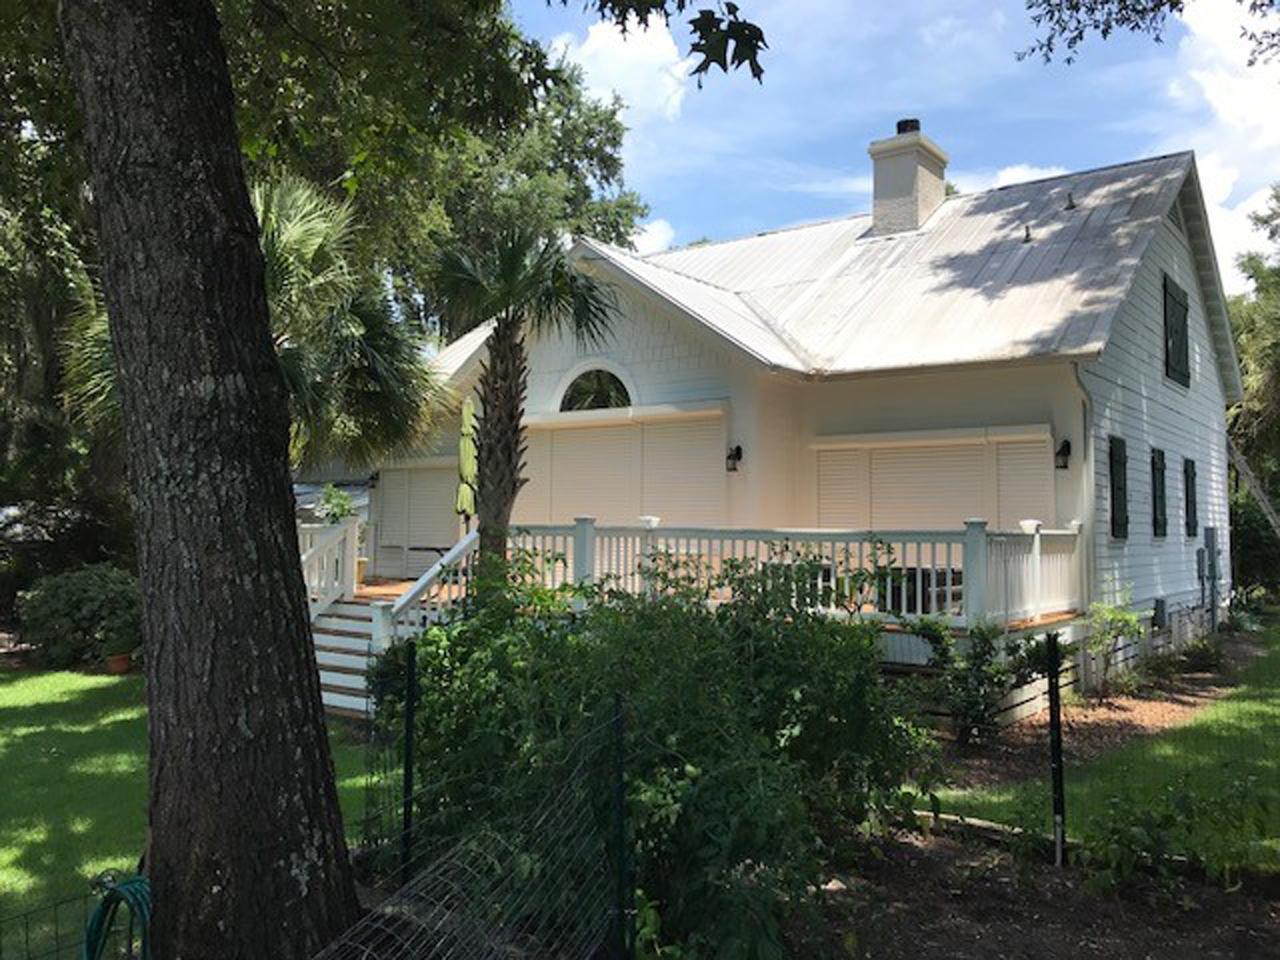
[[313, 596, 386, 719]]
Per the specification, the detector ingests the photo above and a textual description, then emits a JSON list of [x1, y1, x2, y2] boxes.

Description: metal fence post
[[400, 638, 418, 887], [963, 519, 989, 626], [1046, 631, 1067, 867], [611, 692, 633, 960]]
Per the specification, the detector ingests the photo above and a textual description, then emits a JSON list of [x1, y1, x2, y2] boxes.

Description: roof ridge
[[588, 237, 745, 294], [642, 150, 1195, 262]]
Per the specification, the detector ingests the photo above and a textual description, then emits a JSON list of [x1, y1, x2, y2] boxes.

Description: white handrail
[[391, 529, 480, 620], [299, 522, 348, 566], [300, 517, 359, 619]]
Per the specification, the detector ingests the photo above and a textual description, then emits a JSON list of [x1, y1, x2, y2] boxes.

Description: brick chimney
[[868, 118, 949, 234]]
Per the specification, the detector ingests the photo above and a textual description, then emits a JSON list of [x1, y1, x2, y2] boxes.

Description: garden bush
[[915, 617, 1034, 747], [369, 553, 940, 959], [17, 563, 141, 667]]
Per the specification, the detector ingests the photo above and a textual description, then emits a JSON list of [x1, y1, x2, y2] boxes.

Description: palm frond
[[62, 274, 122, 441]]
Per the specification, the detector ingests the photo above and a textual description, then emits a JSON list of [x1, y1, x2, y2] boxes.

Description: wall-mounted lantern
[[725, 444, 744, 473], [1054, 439, 1071, 470]]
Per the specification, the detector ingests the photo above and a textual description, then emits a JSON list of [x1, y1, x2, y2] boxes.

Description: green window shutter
[[1184, 458, 1198, 537], [1164, 274, 1190, 387], [1151, 448, 1167, 538], [1109, 436, 1128, 539]]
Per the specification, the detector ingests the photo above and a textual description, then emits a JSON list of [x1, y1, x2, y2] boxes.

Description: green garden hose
[[81, 874, 150, 960]]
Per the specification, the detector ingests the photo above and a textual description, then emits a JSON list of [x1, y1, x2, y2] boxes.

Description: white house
[[307, 120, 1241, 715]]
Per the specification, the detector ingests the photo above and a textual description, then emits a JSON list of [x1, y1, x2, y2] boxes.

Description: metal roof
[[578, 153, 1240, 395], [434, 153, 1242, 400]]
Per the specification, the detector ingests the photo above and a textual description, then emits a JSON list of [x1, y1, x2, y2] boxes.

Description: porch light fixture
[[725, 444, 744, 473], [1054, 439, 1071, 470]]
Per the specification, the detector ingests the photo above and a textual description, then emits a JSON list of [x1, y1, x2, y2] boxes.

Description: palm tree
[[434, 230, 616, 564], [64, 173, 444, 470]]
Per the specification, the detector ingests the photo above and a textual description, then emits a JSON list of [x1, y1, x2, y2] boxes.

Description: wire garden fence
[[942, 600, 1278, 888], [331, 639, 634, 960], [0, 878, 141, 960]]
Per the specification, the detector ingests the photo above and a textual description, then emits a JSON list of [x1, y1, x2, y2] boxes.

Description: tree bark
[[475, 312, 528, 563], [57, 1, 360, 956]]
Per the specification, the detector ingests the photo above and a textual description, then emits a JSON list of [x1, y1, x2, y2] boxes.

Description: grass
[[938, 621, 1280, 871], [0, 669, 370, 924]]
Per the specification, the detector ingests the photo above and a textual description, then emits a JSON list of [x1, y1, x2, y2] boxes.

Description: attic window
[[560, 370, 631, 411], [1164, 273, 1190, 387]]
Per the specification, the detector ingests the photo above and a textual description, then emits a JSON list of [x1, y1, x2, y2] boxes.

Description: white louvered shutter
[[870, 444, 985, 529], [641, 420, 726, 526], [817, 449, 870, 528], [995, 439, 1054, 531]]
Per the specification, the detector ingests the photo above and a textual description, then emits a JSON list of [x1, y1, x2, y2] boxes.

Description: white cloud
[[1161, 0, 1280, 293], [950, 163, 1069, 193], [632, 218, 676, 254], [549, 17, 694, 124], [781, 174, 873, 198]]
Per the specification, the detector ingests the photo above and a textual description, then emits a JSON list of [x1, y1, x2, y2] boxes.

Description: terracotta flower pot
[[105, 652, 132, 675], [356, 557, 369, 586]]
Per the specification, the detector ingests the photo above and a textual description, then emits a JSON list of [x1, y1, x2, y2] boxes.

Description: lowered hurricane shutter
[[870, 444, 984, 529], [641, 420, 726, 526], [995, 439, 1053, 531], [375, 468, 410, 578], [1109, 436, 1129, 539], [405, 468, 461, 577], [513, 429, 552, 524], [817, 449, 870, 528], [549, 426, 640, 525]]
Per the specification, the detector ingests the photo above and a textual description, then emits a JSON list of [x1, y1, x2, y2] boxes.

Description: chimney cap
[[896, 118, 921, 134]]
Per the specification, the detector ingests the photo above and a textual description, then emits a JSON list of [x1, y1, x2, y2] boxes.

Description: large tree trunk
[[475, 313, 528, 563], [58, 2, 360, 956]]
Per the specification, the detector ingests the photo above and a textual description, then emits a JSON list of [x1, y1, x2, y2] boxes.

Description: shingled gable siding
[[1081, 214, 1231, 607]]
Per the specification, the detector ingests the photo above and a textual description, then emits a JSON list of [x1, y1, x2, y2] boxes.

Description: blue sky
[[510, 0, 1280, 293]]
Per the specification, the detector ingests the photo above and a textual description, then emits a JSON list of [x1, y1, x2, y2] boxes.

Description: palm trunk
[[475, 312, 529, 568], [58, 1, 360, 956]]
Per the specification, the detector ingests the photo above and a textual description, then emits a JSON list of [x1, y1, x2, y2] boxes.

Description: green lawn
[[938, 622, 1280, 871], [0, 670, 370, 922]]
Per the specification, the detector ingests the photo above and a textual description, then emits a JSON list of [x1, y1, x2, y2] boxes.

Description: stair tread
[[315, 643, 374, 657], [317, 662, 367, 677], [313, 625, 370, 639]]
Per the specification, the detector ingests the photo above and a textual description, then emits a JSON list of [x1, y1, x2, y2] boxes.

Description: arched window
[[559, 369, 631, 412]]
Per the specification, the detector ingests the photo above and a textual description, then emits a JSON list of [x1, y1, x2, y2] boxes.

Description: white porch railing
[[299, 518, 360, 619], [511, 516, 1084, 629], [370, 530, 480, 645]]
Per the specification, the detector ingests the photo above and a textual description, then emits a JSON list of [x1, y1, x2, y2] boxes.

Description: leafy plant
[[18, 563, 141, 667], [314, 483, 356, 524], [371, 552, 940, 958], [1086, 597, 1143, 697], [916, 618, 1027, 747], [1181, 633, 1226, 673], [1081, 774, 1272, 898]]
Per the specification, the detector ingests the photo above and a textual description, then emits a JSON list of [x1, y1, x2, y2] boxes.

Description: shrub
[[1081, 775, 1271, 897], [371, 553, 939, 958], [1181, 633, 1225, 673], [314, 483, 356, 524], [916, 617, 1028, 747], [1086, 598, 1143, 697], [18, 563, 141, 667]]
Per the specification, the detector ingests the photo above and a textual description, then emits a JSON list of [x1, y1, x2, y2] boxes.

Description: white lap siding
[[1081, 213, 1231, 609]]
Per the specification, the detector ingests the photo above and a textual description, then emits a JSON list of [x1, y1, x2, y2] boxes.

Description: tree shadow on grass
[[0, 672, 148, 921]]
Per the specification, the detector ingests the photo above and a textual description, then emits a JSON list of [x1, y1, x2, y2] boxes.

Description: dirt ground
[[945, 631, 1269, 789], [788, 832, 1280, 959]]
